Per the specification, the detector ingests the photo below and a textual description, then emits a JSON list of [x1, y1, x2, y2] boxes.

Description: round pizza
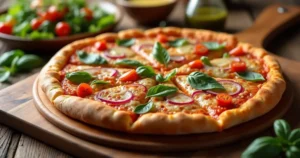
[[41, 27, 286, 135]]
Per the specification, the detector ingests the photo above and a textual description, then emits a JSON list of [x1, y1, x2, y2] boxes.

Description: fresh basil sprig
[[236, 71, 265, 82], [242, 119, 300, 158], [0, 69, 10, 82], [187, 72, 225, 90], [200, 56, 212, 66], [15, 54, 43, 71], [146, 85, 178, 97], [0, 50, 24, 67], [134, 102, 154, 114], [168, 38, 189, 47], [90, 80, 109, 85], [152, 42, 170, 66], [203, 42, 226, 51], [66, 71, 94, 84], [77, 50, 107, 65], [116, 38, 136, 47], [156, 69, 176, 82], [136, 66, 156, 78], [115, 59, 144, 67]]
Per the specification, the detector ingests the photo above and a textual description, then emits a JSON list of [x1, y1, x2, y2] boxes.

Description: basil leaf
[[0, 50, 24, 67], [77, 50, 107, 65], [294, 139, 300, 148], [136, 66, 156, 78], [288, 129, 300, 142], [66, 71, 94, 84], [10, 56, 19, 74], [200, 56, 212, 66], [241, 137, 282, 158], [16, 54, 43, 71], [155, 69, 176, 82], [168, 38, 189, 47], [187, 72, 225, 90], [0, 70, 10, 83], [152, 42, 170, 66], [286, 146, 300, 158], [223, 53, 230, 58], [146, 85, 177, 97], [115, 59, 144, 67], [274, 119, 291, 140], [203, 42, 226, 51], [134, 102, 154, 114], [90, 80, 109, 85], [236, 71, 265, 82], [116, 38, 135, 47]]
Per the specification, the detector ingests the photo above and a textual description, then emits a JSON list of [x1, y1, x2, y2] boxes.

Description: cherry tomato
[[119, 70, 139, 82], [30, 18, 44, 30], [156, 34, 168, 43], [129, 112, 138, 122], [216, 93, 232, 107], [44, 6, 62, 22], [188, 60, 204, 69], [194, 44, 208, 56], [229, 46, 245, 56], [0, 22, 13, 35], [231, 61, 247, 72], [55, 22, 71, 36], [76, 83, 93, 98], [94, 40, 107, 51], [80, 7, 93, 20]]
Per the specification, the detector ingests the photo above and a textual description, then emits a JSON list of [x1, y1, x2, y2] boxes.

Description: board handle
[[236, 4, 300, 47]]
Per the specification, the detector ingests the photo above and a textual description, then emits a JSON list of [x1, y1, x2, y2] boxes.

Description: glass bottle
[[185, 0, 228, 31]]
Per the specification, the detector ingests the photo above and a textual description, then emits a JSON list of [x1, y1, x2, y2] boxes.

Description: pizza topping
[[95, 88, 134, 105], [126, 84, 148, 93], [76, 83, 93, 98], [101, 68, 119, 77], [152, 42, 170, 66], [167, 93, 194, 105], [136, 43, 153, 52], [236, 71, 265, 82], [194, 44, 208, 56], [223, 53, 230, 58], [170, 56, 185, 63], [216, 93, 232, 107], [136, 66, 156, 78], [66, 71, 94, 84], [229, 46, 245, 56], [94, 41, 107, 51], [206, 80, 243, 96], [115, 59, 144, 68], [188, 60, 204, 69], [202, 42, 226, 51], [104, 48, 127, 59], [155, 69, 176, 82], [187, 72, 225, 90], [134, 102, 154, 114], [200, 56, 212, 66], [90, 80, 109, 86], [116, 38, 136, 47], [231, 61, 247, 72], [192, 90, 203, 97], [146, 85, 178, 97], [156, 34, 168, 43], [119, 70, 139, 82], [176, 45, 195, 54], [168, 39, 189, 47], [76, 50, 107, 65]]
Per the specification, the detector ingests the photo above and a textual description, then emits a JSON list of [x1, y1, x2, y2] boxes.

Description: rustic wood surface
[[0, 0, 299, 157]]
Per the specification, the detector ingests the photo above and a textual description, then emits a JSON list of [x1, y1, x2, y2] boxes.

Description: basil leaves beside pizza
[[40, 27, 286, 135]]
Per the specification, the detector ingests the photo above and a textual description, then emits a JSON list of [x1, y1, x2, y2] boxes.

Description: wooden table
[[0, 0, 299, 157]]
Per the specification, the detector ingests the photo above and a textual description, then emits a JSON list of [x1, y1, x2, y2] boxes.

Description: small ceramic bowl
[[0, 1, 122, 53], [116, 0, 177, 25]]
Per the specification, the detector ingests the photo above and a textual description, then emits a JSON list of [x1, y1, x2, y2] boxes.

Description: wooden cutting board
[[1, 4, 300, 157]]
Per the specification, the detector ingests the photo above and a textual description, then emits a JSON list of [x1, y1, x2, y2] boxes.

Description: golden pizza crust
[[41, 27, 285, 135]]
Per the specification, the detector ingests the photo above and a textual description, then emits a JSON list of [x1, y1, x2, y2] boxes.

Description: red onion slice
[[101, 68, 118, 77], [138, 44, 153, 51], [192, 90, 203, 97], [206, 80, 243, 96], [170, 56, 185, 63], [167, 93, 194, 105], [95, 89, 134, 105], [104, 50, 126, 59], [126, 84, 148, 93]]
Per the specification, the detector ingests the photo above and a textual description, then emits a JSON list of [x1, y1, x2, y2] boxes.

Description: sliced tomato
[[119, 70, 139, 82], [216, 93, 232, 107], [94, 40, 107, 51], [129, 112, 138, 122], [156, 34, 168, 43], [0, 22, 13, 34], [77, 83, 93, 98], [229, 46, 245, 56], [80, 7, 93, 20], [231, 61, 247, 72], [30, 18, 44, 30], [194, 44, 208, 56], [55, 22, 71, 36], [188, 60, 204, 69]]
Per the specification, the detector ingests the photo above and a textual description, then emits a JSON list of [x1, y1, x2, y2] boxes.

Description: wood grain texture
[[0, 125, 14, 158], [6, 132, 20, 158]]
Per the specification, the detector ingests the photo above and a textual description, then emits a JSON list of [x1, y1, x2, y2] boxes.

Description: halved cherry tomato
[[119, 70, 139, 82], [43, 6, 62, 22], [156, 34, 168, 43], [30, 18, 44, 30], [129, 112, 138, 122], [55, 22, 71, 36], [94, 40, 107, 51], [80, 7, 93, 20], [0, 22, 13, 35], [188, 60, 204, 69], [77, 83, 93, 98], [194, 44, 208, 56], [231, 61, 247, 72], [216, 93, 232, 107], [229, 46, 245, 56]]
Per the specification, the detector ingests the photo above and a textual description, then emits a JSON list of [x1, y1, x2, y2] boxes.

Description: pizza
[[41, 27, 286, 135]]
